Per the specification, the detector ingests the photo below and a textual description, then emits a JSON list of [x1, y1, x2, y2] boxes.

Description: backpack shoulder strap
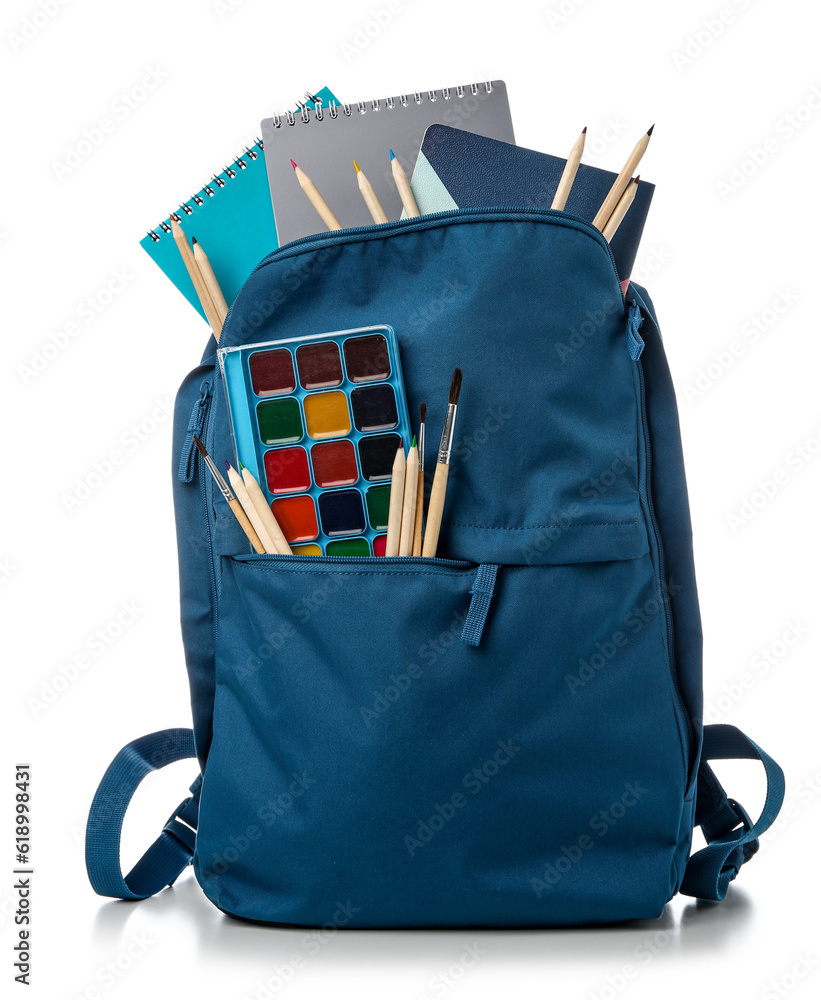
[[682, 723, 784, 901], [85, 729, 200, 900]]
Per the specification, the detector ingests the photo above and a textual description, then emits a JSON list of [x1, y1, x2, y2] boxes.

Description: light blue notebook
[[140, 87, 338, 322]]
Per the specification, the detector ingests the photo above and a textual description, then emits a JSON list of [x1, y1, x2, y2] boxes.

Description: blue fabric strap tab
[[85, 729, 200, 900], [461, 564, 499, 646], [627, 299, 645, 360], [681, 724, 784, 902]]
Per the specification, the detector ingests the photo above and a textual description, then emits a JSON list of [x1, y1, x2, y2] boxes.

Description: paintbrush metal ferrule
[[437, 403, 457, 465], [206, 455, 234, 502]]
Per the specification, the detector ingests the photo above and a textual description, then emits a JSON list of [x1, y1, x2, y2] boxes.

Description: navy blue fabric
[[85, 729, 199, 900], [85, 207, 782, 923]]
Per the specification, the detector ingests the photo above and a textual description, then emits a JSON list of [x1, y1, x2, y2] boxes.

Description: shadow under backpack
[[85, 208, 784, 927]]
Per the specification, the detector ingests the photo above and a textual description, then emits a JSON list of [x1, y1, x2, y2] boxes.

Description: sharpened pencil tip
[[289, 158, 298, 170], [582, 126, 587, 134], [647, 124, 655, 136], [238, 460, 245, 472], [634, 175, 640, 184], [411, 435, 416, 448], [449, 368, 463, 406], [389, 148, 395, 160], [353, 160, 360, 173], [191, 236, 198, 245], [224, 460, 231, 472]]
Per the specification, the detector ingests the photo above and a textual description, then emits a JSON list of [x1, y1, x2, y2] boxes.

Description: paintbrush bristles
[[420, 402, 426, 423], [449, 368, 462, 406], [192, 435, 207, 458]]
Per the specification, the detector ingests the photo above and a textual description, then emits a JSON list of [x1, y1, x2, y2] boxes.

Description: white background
[[3, 0, 819, 997]]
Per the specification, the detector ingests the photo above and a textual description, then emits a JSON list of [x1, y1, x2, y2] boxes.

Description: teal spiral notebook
[[140, 87, 338, 322]]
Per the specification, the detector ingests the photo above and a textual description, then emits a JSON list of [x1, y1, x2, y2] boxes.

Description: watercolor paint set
[[218, 325, 413, 556]]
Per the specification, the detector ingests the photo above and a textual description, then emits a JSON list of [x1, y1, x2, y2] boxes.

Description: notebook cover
[[261, 82, 515, 246], [412, 124, 654, 282], [140, 87, 338, 322]]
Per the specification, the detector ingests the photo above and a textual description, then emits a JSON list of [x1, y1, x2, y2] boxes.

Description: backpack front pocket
[[195, 551, 689, 927]]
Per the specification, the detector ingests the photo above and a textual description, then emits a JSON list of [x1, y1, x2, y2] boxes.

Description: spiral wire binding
[[147, 82, 495, 242]]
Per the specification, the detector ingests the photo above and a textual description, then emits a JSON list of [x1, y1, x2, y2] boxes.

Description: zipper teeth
[[249, 206, 620, 278], [197, 383, 219, 647], [636, 360, 692, 763], [238, 553, 471, 568]]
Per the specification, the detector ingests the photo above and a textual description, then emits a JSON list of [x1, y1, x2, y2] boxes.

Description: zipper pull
[[178, 380, 213, 483], [627, 299, 645, 360]]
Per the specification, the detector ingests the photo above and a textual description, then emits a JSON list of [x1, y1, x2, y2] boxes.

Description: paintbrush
[[192, 436, 264, 554], [422, 369, 462, 558], [412, 403, 426, 556]]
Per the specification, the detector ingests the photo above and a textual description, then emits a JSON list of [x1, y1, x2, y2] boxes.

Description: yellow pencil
[[601, 176, 640, 243], [385, 444, 406, 557], [354, 160, 388, 224], [290, 159, 342, 231], [192, 237, 228, 338], [170, 217, 223, 336], [390, 149, 420, 218], [592, 125, 654, 231], [551, 127, 586, 211], [239, 463, 292, 555], [399, 436, 419, 556]]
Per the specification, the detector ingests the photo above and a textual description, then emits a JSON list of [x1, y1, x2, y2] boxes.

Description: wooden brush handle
[[422, 463, 449, 558], [228, 498, 265, 554], [412, 469, 425, 556]]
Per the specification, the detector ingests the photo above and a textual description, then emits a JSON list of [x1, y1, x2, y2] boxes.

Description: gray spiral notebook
[[261, 81, 514, 245]]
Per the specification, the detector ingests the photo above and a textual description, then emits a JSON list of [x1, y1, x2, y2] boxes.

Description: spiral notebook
[[140, 87, 338, 322], [261, 81, 514, 245]]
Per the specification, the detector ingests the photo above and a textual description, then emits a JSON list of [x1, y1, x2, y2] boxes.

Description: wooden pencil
[[226, 462, 278, 555], [354, 161, 388, 224], [422, 370, 462, 559], [385, 444, 406, 557], [290, 159, 342, 231], [602, 176, 640, 242], [390, 149, 420, 218], [592, 125, 653, 231], [399, 436, 419, 556], [551, 127, 586, 211], [192, 237, 228, 337], [240, 463, 292, 555], [192, 437, 264, 554], [170, 217, 223, 336], [412, 404, 426, 556]]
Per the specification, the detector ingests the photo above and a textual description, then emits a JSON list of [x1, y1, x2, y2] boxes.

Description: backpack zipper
[[247, 207, 621, 284], [236, 553, 472, 568], [635, 356, 692, 772], [189, 380, 219, 647]]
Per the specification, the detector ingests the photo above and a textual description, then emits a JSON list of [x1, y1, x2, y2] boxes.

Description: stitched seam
[[443, 517, 639, 530], [232, 564, 475, 579]]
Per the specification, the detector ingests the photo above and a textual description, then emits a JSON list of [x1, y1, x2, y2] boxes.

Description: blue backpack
[[86, 207, 784, 926]]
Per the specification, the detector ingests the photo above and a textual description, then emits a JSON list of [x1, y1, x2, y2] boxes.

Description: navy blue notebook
[[411, 124, 654, 282]]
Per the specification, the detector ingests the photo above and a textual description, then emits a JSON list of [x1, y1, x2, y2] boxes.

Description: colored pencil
[[226, 462, 279, 555], [290, 159, 342, 231], [412, 403, 426, 556], [551, 127, 586, 211], [592, 125, 654, 231], [399, 435, 419, 556], [385, 443, 406, 557], [192, 237, 228, 337], [192, 436, 264, 554], [239, 462, 292, 555], [602, 176, 640, 242], [170, 218, 223, 336], [354, 161, 388, 224], [390, 149, 420, 218], [422, 370, 462, 558]]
